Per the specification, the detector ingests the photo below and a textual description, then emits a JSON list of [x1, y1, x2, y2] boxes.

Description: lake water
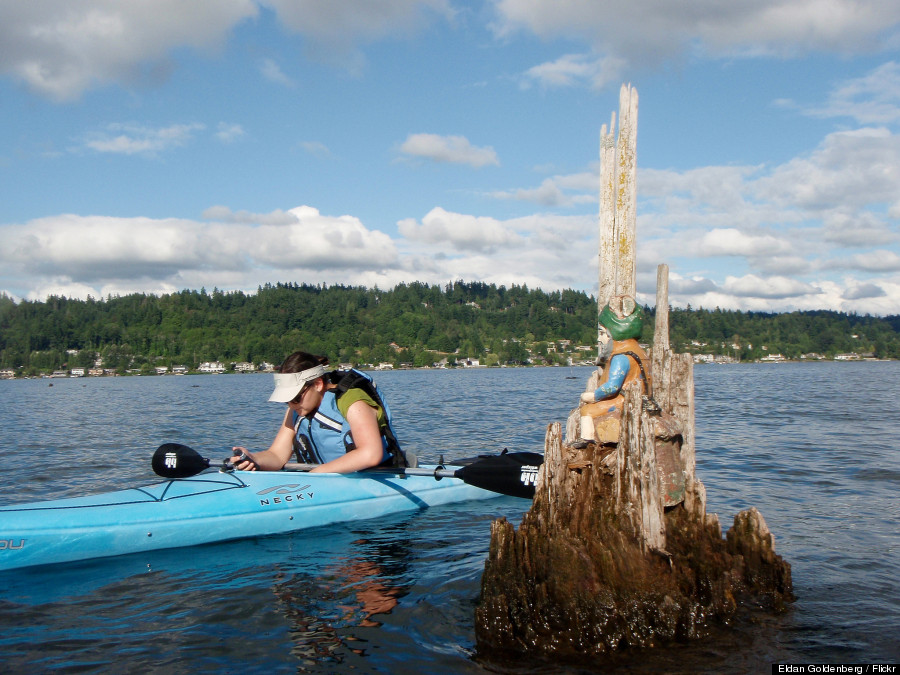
[[0, 363, 898, 672]]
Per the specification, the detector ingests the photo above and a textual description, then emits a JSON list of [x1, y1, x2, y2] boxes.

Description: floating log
[[475, 85, 793, 662]]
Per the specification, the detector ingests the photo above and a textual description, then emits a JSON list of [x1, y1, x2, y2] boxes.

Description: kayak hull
[[0, 467, 499, 571]]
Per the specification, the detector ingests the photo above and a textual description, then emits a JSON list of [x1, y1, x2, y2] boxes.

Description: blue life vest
[[292, 369, 402, 466]]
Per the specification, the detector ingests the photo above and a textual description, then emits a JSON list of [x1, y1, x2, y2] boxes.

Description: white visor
[[268, 365, 327, 402]]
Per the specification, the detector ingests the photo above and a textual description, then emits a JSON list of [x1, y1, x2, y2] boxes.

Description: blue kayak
[[0, 467, 500, 571]]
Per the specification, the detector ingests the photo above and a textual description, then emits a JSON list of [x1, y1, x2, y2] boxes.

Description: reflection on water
[[1, 363, 899, 672], [274, 538, 409, 668]]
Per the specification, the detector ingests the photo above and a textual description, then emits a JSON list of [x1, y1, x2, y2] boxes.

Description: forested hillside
[[1, 281, 898, 375]]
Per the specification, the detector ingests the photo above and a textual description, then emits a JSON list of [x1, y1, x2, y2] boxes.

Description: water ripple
[[1, 363, 899, 670]]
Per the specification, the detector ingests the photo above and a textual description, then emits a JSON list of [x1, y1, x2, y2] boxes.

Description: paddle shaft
[[283, 462, 462, 480], [282, 455, 541, 499]]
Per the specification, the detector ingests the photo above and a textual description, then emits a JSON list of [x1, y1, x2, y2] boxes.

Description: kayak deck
[[0, 467, 499, 571]]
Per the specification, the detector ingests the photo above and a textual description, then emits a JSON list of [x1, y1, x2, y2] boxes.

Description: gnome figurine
[[578, 295, 652, 444]]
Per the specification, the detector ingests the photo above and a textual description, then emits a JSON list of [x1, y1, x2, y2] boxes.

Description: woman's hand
[[230, 446, 258, 471], [232, 418, 296, 472]]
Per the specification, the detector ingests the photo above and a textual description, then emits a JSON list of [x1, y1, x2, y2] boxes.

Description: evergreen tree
[[2, 285, 899, 374]]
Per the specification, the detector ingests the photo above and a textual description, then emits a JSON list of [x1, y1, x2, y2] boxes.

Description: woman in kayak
[[230, 351, 402, 473]]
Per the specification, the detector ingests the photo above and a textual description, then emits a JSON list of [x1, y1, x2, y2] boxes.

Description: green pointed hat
[[598, 301, 643, 341]]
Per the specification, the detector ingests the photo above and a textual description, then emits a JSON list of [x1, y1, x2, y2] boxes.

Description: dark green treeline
[[1, 281, 899, 374]]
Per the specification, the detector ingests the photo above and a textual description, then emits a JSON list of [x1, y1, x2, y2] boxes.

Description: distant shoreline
[[2, 357, 897, 382]]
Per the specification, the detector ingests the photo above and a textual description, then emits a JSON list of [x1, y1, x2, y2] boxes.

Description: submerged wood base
[[474, 409, 794, 659]]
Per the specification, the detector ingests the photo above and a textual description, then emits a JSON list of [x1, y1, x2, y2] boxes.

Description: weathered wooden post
[[475, 85, 793, 662], [598, 85, 638, 313]]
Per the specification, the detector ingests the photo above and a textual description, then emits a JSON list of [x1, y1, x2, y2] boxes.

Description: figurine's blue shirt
[[594, 354, 630, 399]]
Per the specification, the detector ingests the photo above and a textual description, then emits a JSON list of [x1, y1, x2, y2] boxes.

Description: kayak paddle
[[152, 443, 543, 499], [151, 442, 234, 478]]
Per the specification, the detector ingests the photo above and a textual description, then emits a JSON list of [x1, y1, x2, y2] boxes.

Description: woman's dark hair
[[279, 351, 329, 374]]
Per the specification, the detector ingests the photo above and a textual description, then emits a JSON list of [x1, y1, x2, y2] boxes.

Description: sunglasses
[[287, 383, 311, 405]]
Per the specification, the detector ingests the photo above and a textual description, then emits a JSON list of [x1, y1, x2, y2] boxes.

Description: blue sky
[[2, 0, 900, 315]]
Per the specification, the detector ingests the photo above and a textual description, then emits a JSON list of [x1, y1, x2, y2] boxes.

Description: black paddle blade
[[454, 451, 543, 499], [152, 443, 211, 478]]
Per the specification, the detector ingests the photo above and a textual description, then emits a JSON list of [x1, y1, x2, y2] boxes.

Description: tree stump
[[475, 381, 794, 660], [475, 85, 793, 662]]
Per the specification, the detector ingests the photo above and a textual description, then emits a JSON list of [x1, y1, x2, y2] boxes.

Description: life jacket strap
[[620, 351, 662, 415]]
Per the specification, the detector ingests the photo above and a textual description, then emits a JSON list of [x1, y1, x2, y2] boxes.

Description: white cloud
[[490, 177, 568, 207], [722, 274, 821, 299], [0, 207, 400, 299], [843, 282, 887, 300], [76, 120, 246, 154], [398, 207, 522, 252], [657, 272, 847, 313], [262, 0, 453, 71], [846, 250, 900, 272], [265, 0, 453, 41], [641, 165, 759, 211], [0, 214, 218, 281], [0, 205, 598, 302], [0, 0, 258, 101], [698, 228, 792, 257], [821, 211, 898, 247], [216, 122, 246, 143], [5, 0, 900, 110], [3, 189, 900, 314], [795, 61, 900, 125], [398, 134, 499, 168], [0, 1, 452, 101], [459, 114, 900, 314], [520, 53, 625, 90], [667, 276, 719, 296], [755, 128, 900, 210], [393, 209, 596, 293], [755, 255, 815, 276], [80, 122, 205, 156], [201, 206, 298, 225], [260, 58, 296, 88], [835, 278, 900, 314], [253, 206, 399, 269], [300, 140, 333, 158], [489, 171, 598, 207], [622, 120, 900, 310], [493, 0, 900, 69]]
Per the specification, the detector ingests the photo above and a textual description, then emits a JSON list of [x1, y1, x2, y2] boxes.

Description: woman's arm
[[231, 409, 296, 471], [309, 400, 384, 473]]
